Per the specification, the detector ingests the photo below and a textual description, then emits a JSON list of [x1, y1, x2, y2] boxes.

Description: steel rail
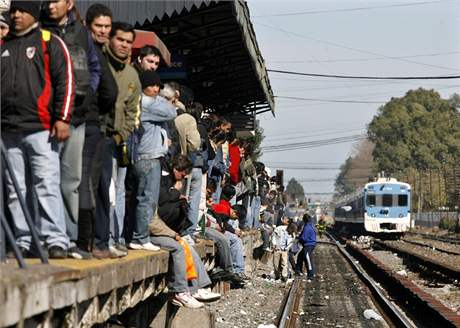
[[326, 232, 417, 328], [277, 277, 302, 328], [401, 239, 460, 256], [373, 239, 460, 281], [406, 231, 460, 245]]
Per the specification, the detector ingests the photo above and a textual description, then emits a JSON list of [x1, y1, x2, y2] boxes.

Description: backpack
[[62, 23, 91, 96]]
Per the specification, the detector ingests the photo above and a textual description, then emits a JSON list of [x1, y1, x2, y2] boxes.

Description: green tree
[[286, 178, 305, 201], [368, 89, 460, 211], [368, 88, 460, 172]]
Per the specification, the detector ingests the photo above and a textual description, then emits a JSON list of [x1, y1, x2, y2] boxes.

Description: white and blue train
[[334, 178, 411, 234]]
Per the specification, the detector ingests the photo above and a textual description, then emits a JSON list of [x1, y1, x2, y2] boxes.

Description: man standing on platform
[[1, 0, 74, 258]]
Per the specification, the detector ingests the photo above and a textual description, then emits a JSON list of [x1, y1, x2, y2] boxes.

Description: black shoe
[[7, 246, 32, 259], [48, 246, 67, 259], [230, 280, 246, 289], [210, 270, 232, 280], [229, 273, 245, 284]]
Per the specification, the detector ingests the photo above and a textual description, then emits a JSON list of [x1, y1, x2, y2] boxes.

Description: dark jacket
[[41, 12, 101, 126], [1, 25, 75, 132], [86, 43, 118, 126], [158, 167, 191, 234], [299, 222, 316, 247]]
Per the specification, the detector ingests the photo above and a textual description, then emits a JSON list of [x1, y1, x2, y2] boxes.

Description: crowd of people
[[1, 0, 317, 309]]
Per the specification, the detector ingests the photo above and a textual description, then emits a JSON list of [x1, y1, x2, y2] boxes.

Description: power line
[[254, 21, 460, 71], [267, 51, 460, 64], [262, 135, 367, 152], [298, 176, 372, 182], [269, 69, 460, 80], [264, 127, 366, 143], [275, 95, 384, 104], [254, 1, 451, 17]]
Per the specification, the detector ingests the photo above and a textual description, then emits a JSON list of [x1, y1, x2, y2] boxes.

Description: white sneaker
[[192, 288, 221, 302], [128, 242, 160, 251], [172, 292, 204, 308]]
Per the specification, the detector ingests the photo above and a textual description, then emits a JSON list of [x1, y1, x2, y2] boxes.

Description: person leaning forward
[[1, 0, 75, 258]]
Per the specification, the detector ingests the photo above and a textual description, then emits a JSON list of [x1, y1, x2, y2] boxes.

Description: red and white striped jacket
[[1, 26, 74, 132]]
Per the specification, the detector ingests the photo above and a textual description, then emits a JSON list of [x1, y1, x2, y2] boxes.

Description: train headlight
[[371, 213, 376, 218], [399, 213, 403, 218]]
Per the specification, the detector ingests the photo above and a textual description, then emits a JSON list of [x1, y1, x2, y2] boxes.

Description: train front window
[[382, 194, 393, 206], [366, 195, 376, 206], [398, 194, 408, 206]]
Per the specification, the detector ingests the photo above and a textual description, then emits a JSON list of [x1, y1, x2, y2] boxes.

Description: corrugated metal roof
[[77, 0, 274, 115], [78, 1, 217, 24]]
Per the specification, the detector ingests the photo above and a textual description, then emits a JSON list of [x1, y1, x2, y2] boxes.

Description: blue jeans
[[224, 231, 245, 274], [110, 161, 127, 246], [189, 242, 212, 293], [60, 123, 85, 246], [3, 130, 69, 249], [150, 236, 211, 293], [183, 168, 202, 236], [243, 195, 254, 229], [150, 236, 187, 293], [252, 196, 261, 228], [204, 228, 233, 272], [132, 158, 161, 244]]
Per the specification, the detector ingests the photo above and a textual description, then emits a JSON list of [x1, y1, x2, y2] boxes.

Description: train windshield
[[398, 194, 408, 206], [366, 194, 408, 207]]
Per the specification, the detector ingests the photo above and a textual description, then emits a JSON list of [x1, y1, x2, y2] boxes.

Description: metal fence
[[413, 212, 459, 228]]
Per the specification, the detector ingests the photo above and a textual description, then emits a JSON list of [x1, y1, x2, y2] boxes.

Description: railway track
[[276, 232, 459, 327], [400, 238, 460, 256], [328, 233, 417, 328], [373, 239, 460, 282], [277, 235, 415, 327], [406, 231, 460, 245], [276, 277, 304, 328]]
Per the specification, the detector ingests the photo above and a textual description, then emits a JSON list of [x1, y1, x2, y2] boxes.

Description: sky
[[246, 0, 460, 202]]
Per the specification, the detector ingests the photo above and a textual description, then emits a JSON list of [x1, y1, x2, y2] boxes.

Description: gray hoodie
[[137, 94, 177, 159]]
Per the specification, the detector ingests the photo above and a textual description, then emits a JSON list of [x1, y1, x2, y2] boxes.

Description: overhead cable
[[255, 22, 459, 71], [275, 96, 384, 104], [262, 134, 367, 152], [268, 69, 460, 80], [254, 1, 450, 17], [268, 51, 460, 64]]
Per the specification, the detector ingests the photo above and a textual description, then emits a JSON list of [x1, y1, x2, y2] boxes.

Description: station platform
[[0, 235, 244, 328]]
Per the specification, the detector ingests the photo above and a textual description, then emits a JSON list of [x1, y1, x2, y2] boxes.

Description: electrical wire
[[254, 1, 452, 17], [254, 22, 460, 71], [262, 134, 367, 152], [275, 96, 385, 104], [269, 69, 460, 80], [264, 127, 366, 143], [268, 51, 460, 64]]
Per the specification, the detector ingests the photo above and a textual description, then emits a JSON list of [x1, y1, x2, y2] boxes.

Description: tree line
[[334, 88, 460, 213]]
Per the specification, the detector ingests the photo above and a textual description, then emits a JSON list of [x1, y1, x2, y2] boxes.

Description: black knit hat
[[140, 70, 162, 90], [10, 0, 41, 21]]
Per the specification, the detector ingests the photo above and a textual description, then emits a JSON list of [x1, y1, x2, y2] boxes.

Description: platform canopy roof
[[78, 0, 275, 116]]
